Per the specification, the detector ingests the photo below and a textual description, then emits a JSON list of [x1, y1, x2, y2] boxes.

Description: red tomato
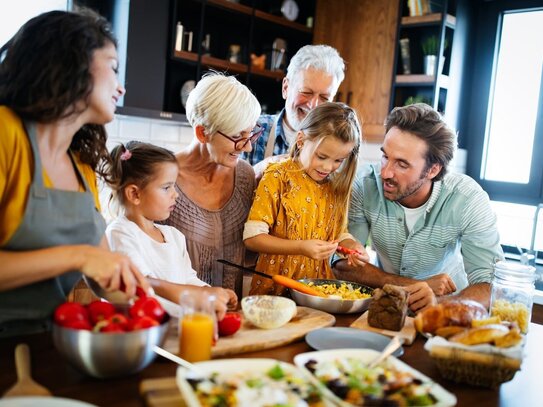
[[87, 300, 116, 325], [132, 316, 159, 330], [94, 313, 129, 333], [218, 312, 242, 337], [129, 297, 165, 323], [65, 319, 92, 330], [54, 302, 89, 327]]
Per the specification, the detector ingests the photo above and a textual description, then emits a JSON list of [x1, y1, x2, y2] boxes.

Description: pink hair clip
[[120, 149, 132, 161]]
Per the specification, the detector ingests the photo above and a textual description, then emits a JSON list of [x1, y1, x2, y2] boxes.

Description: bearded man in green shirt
[[334, 103, 504, 312]]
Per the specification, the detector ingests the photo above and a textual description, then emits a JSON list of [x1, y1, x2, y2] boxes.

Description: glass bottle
[[490, 261, 536, 333]]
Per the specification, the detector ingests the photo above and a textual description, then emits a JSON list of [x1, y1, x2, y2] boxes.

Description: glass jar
[[490, 261, 536, 333]]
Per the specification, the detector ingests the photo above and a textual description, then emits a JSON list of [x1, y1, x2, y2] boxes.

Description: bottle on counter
[[490, 260, 536, 333], [175, 21, 184, 52]]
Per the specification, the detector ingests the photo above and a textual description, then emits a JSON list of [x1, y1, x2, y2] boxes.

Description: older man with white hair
[[243, 44, 345, 173]]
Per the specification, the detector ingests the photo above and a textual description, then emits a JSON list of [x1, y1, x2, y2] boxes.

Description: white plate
[[176, 358, 334, 407], [0, 397, 97, 407], [294, 348, 457, 407], [306, 327, 404, 357]]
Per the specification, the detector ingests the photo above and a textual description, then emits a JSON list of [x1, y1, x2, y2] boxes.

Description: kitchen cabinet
[[314, 0, 399, 143], [166, 0, 316, 115], [390, 0, 456, 115]]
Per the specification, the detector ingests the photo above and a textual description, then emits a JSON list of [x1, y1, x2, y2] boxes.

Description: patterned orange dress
[[247, 158, 346, 296]]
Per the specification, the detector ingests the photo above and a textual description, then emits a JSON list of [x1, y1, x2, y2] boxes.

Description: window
[[465, 0, 543, 259], [481, 10, 543, 184], [0, 1, 68, 47]]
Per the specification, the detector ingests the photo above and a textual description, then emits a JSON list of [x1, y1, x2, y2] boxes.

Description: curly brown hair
[[0, 8, 117, 175]]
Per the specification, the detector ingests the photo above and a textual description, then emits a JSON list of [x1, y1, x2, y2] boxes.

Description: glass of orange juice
[[178, 291, 216, 362]]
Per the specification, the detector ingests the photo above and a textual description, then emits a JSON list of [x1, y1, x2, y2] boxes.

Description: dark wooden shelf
[[173, 52, 285, 80], [207, 0, 252, 16], [250, 67, 284, 80], [173, 50, 198, 62], [395, 74, 435, 84], [401, 13, 456, 28], [204, 0, 311, 33], [201, 55, 248, 74], [254, 10, 312, 33]]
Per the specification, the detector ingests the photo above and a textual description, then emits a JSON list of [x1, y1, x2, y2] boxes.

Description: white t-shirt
[[401, 201, 429, 234], [106, 215, 207, 316]]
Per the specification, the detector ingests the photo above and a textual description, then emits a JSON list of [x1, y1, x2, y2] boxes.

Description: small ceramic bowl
[[241, 295, 297, 329]]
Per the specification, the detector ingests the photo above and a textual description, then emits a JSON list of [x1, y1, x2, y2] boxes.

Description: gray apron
[[0, 122, 106, 337]]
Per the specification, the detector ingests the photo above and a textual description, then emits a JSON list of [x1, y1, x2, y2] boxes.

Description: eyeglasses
[[216, 123, 264, 150]]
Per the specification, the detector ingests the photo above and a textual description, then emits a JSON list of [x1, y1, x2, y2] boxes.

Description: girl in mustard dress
[[244, 102, 369, 295]]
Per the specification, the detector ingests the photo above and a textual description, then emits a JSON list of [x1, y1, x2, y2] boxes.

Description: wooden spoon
[[3, 343, 52, 398]]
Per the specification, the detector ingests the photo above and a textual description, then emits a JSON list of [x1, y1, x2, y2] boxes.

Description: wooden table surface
[[1, 305, 542, 407]]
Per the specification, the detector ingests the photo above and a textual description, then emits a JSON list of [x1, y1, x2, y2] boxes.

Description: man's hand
[[405, 282, 437, 313], [423, 273, 456, 296]]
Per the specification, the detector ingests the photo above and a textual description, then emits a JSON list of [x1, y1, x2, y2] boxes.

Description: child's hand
[[207, 287, 239, 320], [337, 239, 369, 267], [300, 239, 338, 261]]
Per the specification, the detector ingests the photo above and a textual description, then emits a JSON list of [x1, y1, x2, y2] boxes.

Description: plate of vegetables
[[176, 358, 334, 407], [294, 349, 456, 407]]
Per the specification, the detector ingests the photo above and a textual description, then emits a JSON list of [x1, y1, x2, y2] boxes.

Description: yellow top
[[248, 158, 345, 296], [0, 106, 101, 246]]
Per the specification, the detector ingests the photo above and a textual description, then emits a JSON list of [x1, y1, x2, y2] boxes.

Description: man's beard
[[383, 168, 429, 203]]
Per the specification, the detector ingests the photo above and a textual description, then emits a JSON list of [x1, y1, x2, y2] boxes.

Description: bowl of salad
[[294, 348, 457, 407], [176, 358, 333, 407]]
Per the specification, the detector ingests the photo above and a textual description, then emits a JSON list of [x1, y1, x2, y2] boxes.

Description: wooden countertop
[[1, 305, 542, 406]]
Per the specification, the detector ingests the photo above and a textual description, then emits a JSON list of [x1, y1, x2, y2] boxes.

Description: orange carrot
[[272, 275, 326, 297]]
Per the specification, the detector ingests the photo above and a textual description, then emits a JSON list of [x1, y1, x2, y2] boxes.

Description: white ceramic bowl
[[241, 295, 297, 329]]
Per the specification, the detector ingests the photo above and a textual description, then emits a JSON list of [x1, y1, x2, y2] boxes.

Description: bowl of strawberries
[[52, 290, 169, 378]]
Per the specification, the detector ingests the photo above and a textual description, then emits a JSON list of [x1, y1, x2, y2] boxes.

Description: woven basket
[[430, 345, 521, 388]]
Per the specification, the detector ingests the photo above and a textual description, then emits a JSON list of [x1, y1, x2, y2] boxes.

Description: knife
[[217, 259, 273, 280], [217, 259, 325, 297]]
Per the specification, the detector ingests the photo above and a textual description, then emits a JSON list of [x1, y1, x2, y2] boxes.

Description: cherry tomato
[[131, 315, 159, 330], [87, 300, 116, 325], [129, 297, 165, 323], [218, 312, 242, 337], [54, 302, 89, 327], [336, 245, 361, 256]]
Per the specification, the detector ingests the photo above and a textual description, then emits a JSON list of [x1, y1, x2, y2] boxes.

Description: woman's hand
[[299, 240, 338, 261], [337, 239, 369, 267], [77, 245, 150, 298]]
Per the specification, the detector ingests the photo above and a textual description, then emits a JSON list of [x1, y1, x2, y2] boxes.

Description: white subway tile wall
[[100, 114, 194, 223]]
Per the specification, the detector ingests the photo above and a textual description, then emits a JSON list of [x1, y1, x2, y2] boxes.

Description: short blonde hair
[[185, 72, 261, 135]]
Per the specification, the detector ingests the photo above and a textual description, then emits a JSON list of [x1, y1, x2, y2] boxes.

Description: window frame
[[464, 0, 543, 206]]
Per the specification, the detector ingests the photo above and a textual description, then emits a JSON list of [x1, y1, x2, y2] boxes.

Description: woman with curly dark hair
[[0, 8, 149, 337]]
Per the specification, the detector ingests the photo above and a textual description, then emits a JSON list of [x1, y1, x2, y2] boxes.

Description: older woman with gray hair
[[164, 73, 261, 297]]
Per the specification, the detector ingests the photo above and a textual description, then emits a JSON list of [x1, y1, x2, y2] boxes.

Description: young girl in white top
[[244, 102, 370, 296], [105, 141, 237, 317]]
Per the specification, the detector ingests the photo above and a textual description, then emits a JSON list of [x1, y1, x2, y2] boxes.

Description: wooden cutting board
[[140, 377, 183, 407], [162, 306, 335, 357], [350, 311, 417, 345]]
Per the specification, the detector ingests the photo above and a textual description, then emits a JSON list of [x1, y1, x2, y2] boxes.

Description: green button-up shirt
[[349, 164, 504, 292]]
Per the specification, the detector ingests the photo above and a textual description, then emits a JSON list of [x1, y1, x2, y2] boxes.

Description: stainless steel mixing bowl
[[52, 316, 170, 378], [289, 279, 373, 314]]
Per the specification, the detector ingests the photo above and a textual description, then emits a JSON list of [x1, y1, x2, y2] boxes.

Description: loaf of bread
[[448, 324, 509, 345], [367, 284, 408, 331], [414, 299, 488, 335]]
